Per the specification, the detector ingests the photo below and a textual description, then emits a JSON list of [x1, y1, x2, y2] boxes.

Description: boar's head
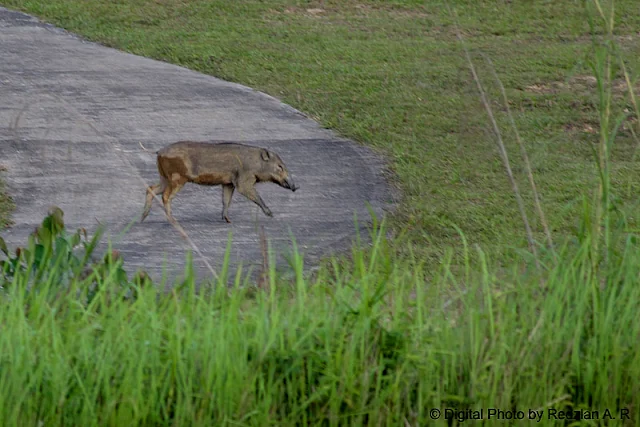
[[259, 148, 298, 192]]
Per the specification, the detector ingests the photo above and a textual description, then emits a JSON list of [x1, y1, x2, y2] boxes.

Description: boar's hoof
[[265, 208, 273, 217], [223, 214, 231, 223]]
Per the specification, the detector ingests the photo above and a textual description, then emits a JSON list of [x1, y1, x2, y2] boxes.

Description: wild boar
[[141, 141, 298, 224]]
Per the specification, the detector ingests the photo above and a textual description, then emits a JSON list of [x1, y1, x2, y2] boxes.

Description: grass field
[[2, 0, 640, 264], [2, 0, 640, 424], [0, 165, 14, 229], [0, 200, 639, 425]]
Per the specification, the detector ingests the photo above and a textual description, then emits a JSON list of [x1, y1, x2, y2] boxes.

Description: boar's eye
[[277, 165, 284, 171]]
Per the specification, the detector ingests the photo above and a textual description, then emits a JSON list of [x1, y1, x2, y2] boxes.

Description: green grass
[[0, 88, 638, 426], [3, 0, 640, 265], [0, 166, 14, 229], [0, 197, 639, 425]]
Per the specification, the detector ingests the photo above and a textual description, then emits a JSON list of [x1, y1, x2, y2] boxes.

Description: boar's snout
[[284, 176, 298, 192]]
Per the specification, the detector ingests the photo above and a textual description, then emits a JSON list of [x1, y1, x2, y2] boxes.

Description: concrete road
[[0, 7, 394, 285]]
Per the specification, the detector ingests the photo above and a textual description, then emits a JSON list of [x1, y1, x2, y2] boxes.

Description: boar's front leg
[[235, 177, 273, 218], [221, 184, 235, 223]]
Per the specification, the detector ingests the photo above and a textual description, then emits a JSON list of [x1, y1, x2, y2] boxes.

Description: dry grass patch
[[525, 75, 640, 97]]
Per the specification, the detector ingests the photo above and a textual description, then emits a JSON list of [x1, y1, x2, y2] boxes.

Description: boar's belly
[[190, 172, 230, 185]]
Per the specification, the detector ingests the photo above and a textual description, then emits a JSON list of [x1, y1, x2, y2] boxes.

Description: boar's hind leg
[[236, 178, 273, 218], [162, 174, 187, 224], [141, 181, 166, 222], [221, 184, 235, 223]]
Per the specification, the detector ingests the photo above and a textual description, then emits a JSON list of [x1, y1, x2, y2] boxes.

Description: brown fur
[[141, 141, 298, 224]]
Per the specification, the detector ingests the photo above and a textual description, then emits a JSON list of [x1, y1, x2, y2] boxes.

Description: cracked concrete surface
[[0, 7, 395, 285]]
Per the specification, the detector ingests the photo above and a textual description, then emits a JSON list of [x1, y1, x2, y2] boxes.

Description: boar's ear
[[260, 149, 271, 161]]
